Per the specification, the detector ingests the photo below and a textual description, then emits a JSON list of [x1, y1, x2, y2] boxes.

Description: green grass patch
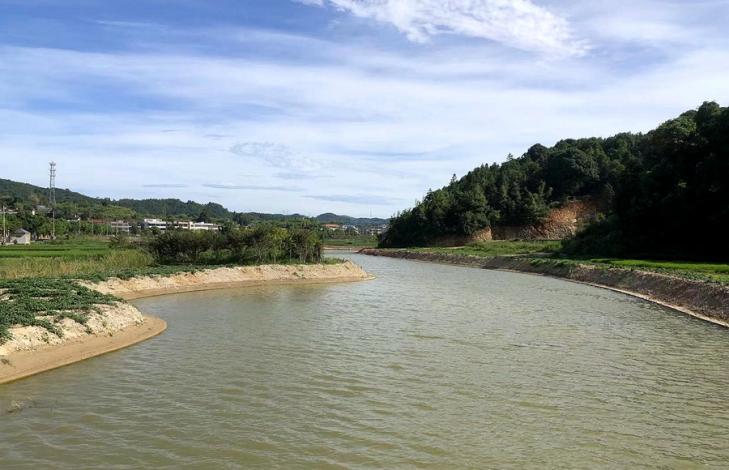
[[0, 249, 154, 280], [586, 258, 729, 284], [0, 278, 120, 344], [413, 240, 561, 257], [323, 236, 378, 248], [0, 239, 112, 259]]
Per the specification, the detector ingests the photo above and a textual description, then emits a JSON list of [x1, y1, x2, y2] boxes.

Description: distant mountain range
[[0, 178, 389, 225], [314, 213, 388, 226]]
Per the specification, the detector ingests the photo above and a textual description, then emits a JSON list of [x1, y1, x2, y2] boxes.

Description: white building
[[7, 228, 31, 245], [142, 218, 170, 231], [366, 224, 389, 236], [190, 222, 221, 231], [109, 221, 132, 233], [142, 219, 220, 232]]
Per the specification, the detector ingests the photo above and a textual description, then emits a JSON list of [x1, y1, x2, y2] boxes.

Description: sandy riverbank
[[84, 260, 373, 300], [0, 303, 167, 385], [361, 249, 729, 328], [1, 261, 372, 384]]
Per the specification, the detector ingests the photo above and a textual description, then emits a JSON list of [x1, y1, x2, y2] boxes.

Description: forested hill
[[315, 213, 389, 226], [381, 101, 729, 260], [0, 179, 235, 219], [0, 178, 387, 225], [0, 178, 96, 205]]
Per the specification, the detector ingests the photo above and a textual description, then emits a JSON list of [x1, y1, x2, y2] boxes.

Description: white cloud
[[229, 142, 322, 175], [202, 183, 303, 192], [296, 0, 587, 56]]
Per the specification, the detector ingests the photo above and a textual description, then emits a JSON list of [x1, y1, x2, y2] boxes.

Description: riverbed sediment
[[361, 249, 729, 328], [0, 261, 372, 384]]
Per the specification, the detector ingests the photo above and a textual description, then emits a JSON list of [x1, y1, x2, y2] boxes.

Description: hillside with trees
[[381, 101, 729, 260], [0, 178, 389, 237]]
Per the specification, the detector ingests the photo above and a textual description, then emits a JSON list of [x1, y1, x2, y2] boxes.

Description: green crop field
[[0, 239, 112, 259], [0, 239, 153, 279]]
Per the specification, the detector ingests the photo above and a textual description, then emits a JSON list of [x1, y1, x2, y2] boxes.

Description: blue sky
[[1, 0, 728, 217]]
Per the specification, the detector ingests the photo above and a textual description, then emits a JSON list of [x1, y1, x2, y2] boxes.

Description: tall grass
[[0, 250, 154, 279]]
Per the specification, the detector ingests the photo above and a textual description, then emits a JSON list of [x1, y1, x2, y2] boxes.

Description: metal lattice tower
[[49, 161, 57, 206], [49, 161, 57, 238]]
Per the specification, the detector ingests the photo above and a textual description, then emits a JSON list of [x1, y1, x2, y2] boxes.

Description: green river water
[[1, 253, 729, 468]]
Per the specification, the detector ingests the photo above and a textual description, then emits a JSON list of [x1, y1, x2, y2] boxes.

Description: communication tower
[[49, 162, 57, 239]]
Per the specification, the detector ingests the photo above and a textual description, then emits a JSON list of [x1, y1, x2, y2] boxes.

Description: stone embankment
[[361, 249, 729, 328]]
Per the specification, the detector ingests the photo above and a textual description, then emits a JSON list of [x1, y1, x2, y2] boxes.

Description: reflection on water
[[2, 254, 729, 468]]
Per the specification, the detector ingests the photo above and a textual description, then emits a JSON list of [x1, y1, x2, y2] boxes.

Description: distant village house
[[109, 221, 132, 233], [141, 218, 221, 232], [6, 228, 31, 245]]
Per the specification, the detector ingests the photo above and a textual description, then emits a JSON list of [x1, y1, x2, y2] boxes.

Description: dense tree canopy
[[564, 102, 729, 259], [146, 225, 323, 265], [382, 102, 728, 260]]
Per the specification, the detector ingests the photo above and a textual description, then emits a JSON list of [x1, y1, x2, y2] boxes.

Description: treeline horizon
[[381, 101, 728, 260], [145, 225, 323, 265], [0, 179, 389, 227]]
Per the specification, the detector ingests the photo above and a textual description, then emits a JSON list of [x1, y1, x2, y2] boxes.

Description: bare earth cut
[[0, 261, 372, 384]]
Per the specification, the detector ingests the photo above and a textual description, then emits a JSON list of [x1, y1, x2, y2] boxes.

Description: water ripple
[[2, 254, 729, 468]]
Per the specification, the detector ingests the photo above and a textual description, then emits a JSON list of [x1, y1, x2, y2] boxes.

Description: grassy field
[[412, 240, 561, 257], [0, 239, 154, 280], [0, 239, 113, 258], [587, 258, 729, 284]]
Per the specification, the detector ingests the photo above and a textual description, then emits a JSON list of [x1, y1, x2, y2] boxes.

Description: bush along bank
[[360, 249, 729, 327]]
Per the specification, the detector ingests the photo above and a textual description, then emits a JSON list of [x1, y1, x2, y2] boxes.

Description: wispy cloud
[[295, 0, 587, 56], [94, 20, 165, 30], [229, 142, 321, 173], [203, 183, 303, 192], [306, 194, 405, 205], [142, 183, 189, 188]]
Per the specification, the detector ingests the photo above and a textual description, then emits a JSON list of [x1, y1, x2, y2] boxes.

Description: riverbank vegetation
[[392, 244, 729, 286], [147, 226, 322, 265], [0, 239, 153, 280], [0, 225, 330, 343], [0, 278, 119, 343], [323, 235, 378, 248], [381, 102, 729, 262], [412, 240, 560, 257], [0, 225, 326, 281]]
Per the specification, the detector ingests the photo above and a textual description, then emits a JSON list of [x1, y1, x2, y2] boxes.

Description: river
[[2, 254, 729, 468]]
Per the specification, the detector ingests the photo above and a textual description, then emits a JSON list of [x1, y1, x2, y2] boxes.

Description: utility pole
[[1, 204, 6, 244], [49, 162, 57, 240]]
